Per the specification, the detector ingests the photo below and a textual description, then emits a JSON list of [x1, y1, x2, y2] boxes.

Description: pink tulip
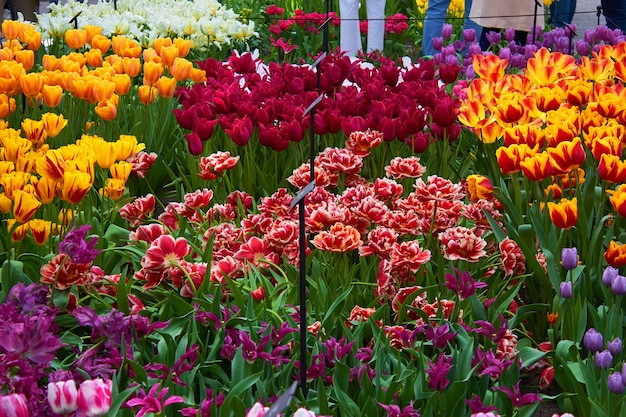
[[245, 402, 268, 417], [77, 378, 112, 417], [0, 393, 29, 417], [48, 380, 78, 414]]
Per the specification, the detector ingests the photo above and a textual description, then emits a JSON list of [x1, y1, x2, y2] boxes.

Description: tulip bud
[[251, 287, 266, 301], [613, 274, 626, 295], [77, 378, 112, 417], [608, 372, 625, 394], [48, 380, 78, 414], [559, 281, 573, 299], [595, 350, 614, 369], [608, 338, 623, 357], [583, 328, 603, 352], [561, 247, 578, 270], [0, 393, 29, 417], [603, 266, 619, 287]]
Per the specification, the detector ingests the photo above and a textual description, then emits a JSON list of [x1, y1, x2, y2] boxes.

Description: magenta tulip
[[48, 380, 78, 414], [77, 378, 112, 417], [0, 393, 29, 417]]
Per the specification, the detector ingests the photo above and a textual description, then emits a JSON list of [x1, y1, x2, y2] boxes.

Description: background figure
[[340, 0, 387, 57], [550, 0, 577, 27], [601, 0, 626, 33], [0, 0, 40, 22], [470, 0, 541, 49], [422, 0, 482, 56]]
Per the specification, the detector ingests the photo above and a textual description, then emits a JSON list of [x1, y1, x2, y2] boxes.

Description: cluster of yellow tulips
[[0, 19, 207, 247]]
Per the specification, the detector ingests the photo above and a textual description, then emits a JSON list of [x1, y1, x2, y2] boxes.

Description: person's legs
[[551, 0, 577, 27], [340, 0, 362, 56], [422, 0, 450, 56], [365, 0, 386, 53], [602, 0, 626, 32]]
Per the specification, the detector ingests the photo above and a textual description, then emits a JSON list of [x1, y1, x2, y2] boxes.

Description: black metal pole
[[298, 199, 307, 396]]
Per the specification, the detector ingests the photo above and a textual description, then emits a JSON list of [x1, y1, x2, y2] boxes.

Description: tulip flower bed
[[1, 0, 626, 416]]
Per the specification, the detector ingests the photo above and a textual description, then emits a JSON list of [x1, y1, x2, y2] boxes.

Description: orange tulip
[[85, 49, 103, 68], [0, 47, 14, 62], [22, 28, 41, 51], [95, 98, 118, 121], [605, 240, 626, 267], [156, 76, 177, 98], [159, 45, 179, 67], [90, 34, 111, 54], [14, 50, 34, 71], [71, 77, 96, 103], [138, 85, 158, 105], [28, 218, 52, 246], [590, 135, 622, 160], [153, 38, 172, 55], [36, 148, 66, 181], [189, 68, 207, 83], [65, 29, 87, 50], [566, 79, 593, 106], [503, 123, 545, 148], [520, 152, 554, 181], [32, 176, 57, 204], [173, 38, 191, 57], [495, 92, 527, 124], [121, 57, 141, 78], [92, 79, 116, 102], [20, 72, 44, 98], [577, 55, 614, 84], [0, 95, 15, 119], [142, 47, 161, 63], [544, 184, 562, 199], [112, 74, 131, 95], [534, 86, 564, 113], [143, 61, 163, 85], [1, 20, 21, 40], [41, 84, 63, 108], [608, 184, 626, 217], [83, 25, 103, 44], [547, 197, 578, 229], [170, 57, 193, 82], [60, 170, 92, 204], [13, 189, 41, 223]]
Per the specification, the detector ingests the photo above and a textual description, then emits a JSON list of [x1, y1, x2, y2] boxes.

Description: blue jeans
[[602, 0, 626, 33], [550, 0, 576, 27], [422, 0, 482, 56]]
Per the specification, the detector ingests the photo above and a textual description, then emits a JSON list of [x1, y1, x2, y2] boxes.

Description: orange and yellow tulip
[[0, 192, 11, 213], [608, 184, 626, 217], [7, 219, 28, 242], [496, 144, 539, 175], [110, 161, 132, 181], [20, 72, 44, 98], [153, 38, 172, 55], [14, 50, 34, 71], [547, 197, 578, 229], [41, 113, 68, 138], [173, 38, 191, 58], [60, 170, 92, 204], [83, 25, 103, 44], [1, 20, 21, 40], [156, 76, 177, 98], [170, 57, 193, 82], [101, 178, 125, 200], [547, 137, 586, 174], [28, 218, 52, 246], [21, 118, 48, 150], [116, 135, 144, 160], [520, 152, 554, 181], [143, 61, 163, 86], [12, 189, 41, 223], [599, 154, 626, 184], [605, 240, 626, 267], [90, 34, 111, 54], [112, 74, 131, 95], [36, 148, 66, 181], [121, 57, 141, 78], [466, 174, 493, 202], [472, 53, 508, 83], [159, 45, 179, 67], [31, 176, 58, 204], [42, 84, 64, 108]]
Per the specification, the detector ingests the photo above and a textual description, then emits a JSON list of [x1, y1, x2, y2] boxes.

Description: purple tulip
[[441, 24, 453, 40], [608, 372, 625, 394], [583, 328, 603, 352], [432, 37, 444, 52], [463, 29, 477, 43], [612, 275, 626, 296], [560, 282, 573, 299], [561, 247, 578, 270], [603, 266, 619, 287], [596, 350, 614, 369], [504, 28, 516, 42], [608, 338, 623, 357], [485, 30, 501, 46]]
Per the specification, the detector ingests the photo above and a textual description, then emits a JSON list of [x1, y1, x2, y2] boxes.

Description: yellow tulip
[[110, 161, 132, 181], [13, 189, 41, 223], [60, 170, 92, 204], [41, 113, 68, 138], [101, 178, 126, 201], [28, 218, 52, 246], [36, 148, 66, 182], [32, 176, 58, 204]]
